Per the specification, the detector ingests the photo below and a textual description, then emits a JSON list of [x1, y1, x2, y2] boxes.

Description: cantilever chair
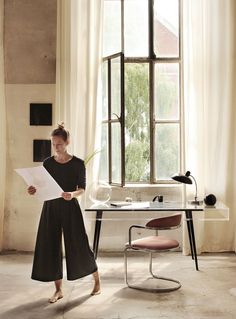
[[124, 214, 182, 292]]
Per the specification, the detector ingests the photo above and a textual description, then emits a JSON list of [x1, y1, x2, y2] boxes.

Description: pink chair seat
[[127, 235, 179, 250]]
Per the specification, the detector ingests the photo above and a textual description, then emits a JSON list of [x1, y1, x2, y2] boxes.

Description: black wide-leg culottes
[[31, 198, 97, 282]]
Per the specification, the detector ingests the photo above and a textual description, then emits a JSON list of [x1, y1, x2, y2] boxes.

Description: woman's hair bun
[[52, 122, 69, 141], [58, 122, 65, 130]]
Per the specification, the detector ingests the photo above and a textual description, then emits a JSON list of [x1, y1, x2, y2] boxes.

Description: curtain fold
[[183, 0, 236, 253], [56, 0, 103, 236], [0, 0, 6, 251], [56, 0, 103, 188]]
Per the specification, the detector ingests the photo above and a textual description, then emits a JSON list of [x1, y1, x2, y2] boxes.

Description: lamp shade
[[171, 173, 192, 184]]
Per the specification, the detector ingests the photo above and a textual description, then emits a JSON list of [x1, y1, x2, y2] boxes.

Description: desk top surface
[[85, 201, 228, 212]]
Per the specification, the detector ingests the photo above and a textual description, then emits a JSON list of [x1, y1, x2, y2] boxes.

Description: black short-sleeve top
[[43, 156, 86, 192]]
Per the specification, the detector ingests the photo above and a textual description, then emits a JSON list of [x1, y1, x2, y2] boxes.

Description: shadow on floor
[[56, 294, 91, 313], [1, 299, 52, 319], [0, 294, 91, 319]]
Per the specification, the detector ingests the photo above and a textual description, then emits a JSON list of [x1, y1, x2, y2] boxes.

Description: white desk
[[85, 201, 229, 271]]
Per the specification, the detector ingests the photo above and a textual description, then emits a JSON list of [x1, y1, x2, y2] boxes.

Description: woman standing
[[28, 123, 100, 303]]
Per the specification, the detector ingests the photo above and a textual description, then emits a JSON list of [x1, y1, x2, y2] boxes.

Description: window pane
[[99, 123, 109, 181], [124, 0, 148, 57], [155, 63, 179, 120], [103, 0, 121, 57], [155, 124, 180, 180], [154, 0, 179, 57], [125, 63, 150, 182], [111, 123, 121, 183], [111, 57, 121, 119], [102, 61, 108, 120]]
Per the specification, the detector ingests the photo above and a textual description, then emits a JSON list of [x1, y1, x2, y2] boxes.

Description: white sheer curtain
[[0, 0, 6, 251], [56, 0, 103, 188], [183, 0, 236, 253]]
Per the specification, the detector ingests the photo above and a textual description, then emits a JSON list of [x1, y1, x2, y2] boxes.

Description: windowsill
[[112, 183, 182, 189]]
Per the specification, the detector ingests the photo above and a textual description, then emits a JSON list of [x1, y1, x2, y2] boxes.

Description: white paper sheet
[[110, 201, 150, 209], [15, 166, 63, 201]]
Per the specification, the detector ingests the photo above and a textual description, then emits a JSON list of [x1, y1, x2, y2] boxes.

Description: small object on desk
[[88, 181, 112, 205], [204, 194, 217, 206], [110, 201, 132, 207], [152, 195, 163, 202]]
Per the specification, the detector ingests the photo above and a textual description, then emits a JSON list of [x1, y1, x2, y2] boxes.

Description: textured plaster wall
[[3, 0, 57, 250], [4, 84, 55, 250], [4, 0, 57, 84]]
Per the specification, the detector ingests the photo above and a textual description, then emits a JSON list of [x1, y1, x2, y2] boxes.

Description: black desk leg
[[185, 211, 194, 260], [93, 210, 103, 259], [185, 210, 199, 271]]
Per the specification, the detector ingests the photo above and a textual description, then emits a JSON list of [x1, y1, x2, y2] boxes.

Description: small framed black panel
[[33, 140, 51, 162], [30, 103, 52, 125]]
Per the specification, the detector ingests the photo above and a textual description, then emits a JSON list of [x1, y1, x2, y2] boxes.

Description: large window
[[100, 0, 182, 185]]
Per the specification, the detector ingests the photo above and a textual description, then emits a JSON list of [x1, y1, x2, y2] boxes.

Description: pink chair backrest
[[145, 214, 182, 229]]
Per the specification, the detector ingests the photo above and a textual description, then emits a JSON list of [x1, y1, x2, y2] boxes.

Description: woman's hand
[[28, 185, 36, 195], [61, 192, 74, 201], [61, 188, 84, 201]]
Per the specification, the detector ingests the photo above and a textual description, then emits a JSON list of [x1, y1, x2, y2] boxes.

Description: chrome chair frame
[[124, 215, 182, 293]]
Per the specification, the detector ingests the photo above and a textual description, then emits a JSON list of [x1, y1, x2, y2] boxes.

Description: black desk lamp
[[171, 171, 203, 205]]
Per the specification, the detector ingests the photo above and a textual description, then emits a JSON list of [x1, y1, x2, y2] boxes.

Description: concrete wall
[[3, 0, 57, 250]]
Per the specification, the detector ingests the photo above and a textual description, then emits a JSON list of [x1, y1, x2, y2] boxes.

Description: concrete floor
[[0, 252, 236, 319]]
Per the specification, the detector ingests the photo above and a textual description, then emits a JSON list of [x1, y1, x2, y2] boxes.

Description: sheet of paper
[[128, 202, 150, 209], [110, 202, 150, 209], [15, 166, 63, 202]]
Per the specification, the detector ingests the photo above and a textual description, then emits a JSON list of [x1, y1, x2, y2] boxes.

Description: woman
[[28, 123, 100, 303]]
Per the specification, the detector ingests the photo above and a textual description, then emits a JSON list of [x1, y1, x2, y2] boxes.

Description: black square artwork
[[30, 103, 52, 125], [33, 140, 51, 162]]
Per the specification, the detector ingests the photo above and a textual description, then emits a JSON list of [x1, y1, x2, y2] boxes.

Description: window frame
[[102, 0, 183, 186], [102, 52, 125, 186]]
